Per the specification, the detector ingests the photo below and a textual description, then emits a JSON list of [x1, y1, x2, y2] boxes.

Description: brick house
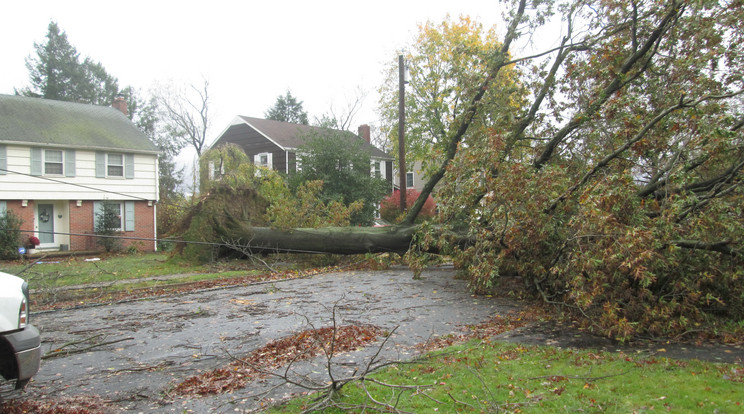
[[0, 94, 159, 252]]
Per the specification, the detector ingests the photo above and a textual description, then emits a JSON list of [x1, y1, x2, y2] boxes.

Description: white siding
[[0, 145, 158, 201]]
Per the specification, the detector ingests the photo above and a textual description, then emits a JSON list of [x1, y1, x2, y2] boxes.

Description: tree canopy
[[289, 129, 389, 226], [378, 15, 523, 178], [265, 90, 309, 125], [397, 0, 744, 340], [19, 21, 119, 106]]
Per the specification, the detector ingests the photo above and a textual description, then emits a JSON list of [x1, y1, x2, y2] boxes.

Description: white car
[[0, 271, 41, 389]]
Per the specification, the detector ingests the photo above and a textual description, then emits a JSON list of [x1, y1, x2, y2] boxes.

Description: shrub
[[0, 211, 23, 259], [95, 202, 122, 252], [380, 189, 436, 224]]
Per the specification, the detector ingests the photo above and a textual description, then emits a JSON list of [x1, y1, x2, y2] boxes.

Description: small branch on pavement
[[43, 335, 134, 360]]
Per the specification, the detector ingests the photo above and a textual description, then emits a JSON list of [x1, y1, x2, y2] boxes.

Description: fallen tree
[[218, 224, 419, 256], [176, 0, 744, 341]]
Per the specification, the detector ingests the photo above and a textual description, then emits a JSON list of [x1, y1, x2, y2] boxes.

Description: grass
[[0, 252, 296, 308], [0, 253, 208, 287], [270, 340, 744, 413]]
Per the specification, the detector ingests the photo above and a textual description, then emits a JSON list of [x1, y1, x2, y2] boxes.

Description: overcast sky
[[1, 0, 509, 147]]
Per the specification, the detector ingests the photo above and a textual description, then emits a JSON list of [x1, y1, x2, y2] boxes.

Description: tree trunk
[[218, 224, 419, 255]]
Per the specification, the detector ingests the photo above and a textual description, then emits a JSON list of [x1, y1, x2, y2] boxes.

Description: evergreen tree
[[18, 21, 119, 105], [265, 91, 309, 125], [94, 202, 122, 252]]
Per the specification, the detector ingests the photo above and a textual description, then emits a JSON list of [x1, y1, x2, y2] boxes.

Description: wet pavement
[[22, 265, 524, 412], [14, 265, 744, 412]]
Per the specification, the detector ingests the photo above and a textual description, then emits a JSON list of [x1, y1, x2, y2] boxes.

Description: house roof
[[233, 116, 393, 160], [0, 94, 158, 154]]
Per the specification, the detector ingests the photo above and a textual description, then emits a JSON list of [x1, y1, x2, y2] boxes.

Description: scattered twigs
[[221, 237, 277, 272], [43, 334, 134, 359], [16, 253, 50, 276], [527, 370, 630, 382], [171, 303, 447, 413]]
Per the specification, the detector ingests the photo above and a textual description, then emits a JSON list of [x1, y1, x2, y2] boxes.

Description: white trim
[[239, 118, 288, 151], [152, 202, 158, 252]]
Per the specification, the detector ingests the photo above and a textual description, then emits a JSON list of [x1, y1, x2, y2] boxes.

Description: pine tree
[[265, 91, 309, 125], [18, 21, 119, 105]]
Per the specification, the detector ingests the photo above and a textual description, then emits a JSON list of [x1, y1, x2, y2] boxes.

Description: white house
[[0, 94, 159, 252]]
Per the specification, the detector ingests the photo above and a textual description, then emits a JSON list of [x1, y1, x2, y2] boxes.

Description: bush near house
[[380, 188, 436, 224], [0, 211, 22, 259]]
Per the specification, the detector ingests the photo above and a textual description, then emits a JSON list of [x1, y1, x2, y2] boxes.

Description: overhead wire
[[0, 167, 386, 256]]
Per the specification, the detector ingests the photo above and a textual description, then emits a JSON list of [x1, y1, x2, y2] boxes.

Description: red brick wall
[[4, 200, 156, 252], [129, 201, 156, 252], [68, 200, 156, 252], [5, 200, 36, 243], [68, 200, 94, 251]]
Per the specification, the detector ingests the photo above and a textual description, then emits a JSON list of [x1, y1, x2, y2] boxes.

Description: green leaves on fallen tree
[[405, 1, 744, 341]]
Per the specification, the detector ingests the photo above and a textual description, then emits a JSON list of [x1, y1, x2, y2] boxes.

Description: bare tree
[[157, 78, 211, 157], [314, 85, 367, 131]]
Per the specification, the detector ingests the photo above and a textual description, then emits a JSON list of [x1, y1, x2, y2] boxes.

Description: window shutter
[[0, 145, 6, 175], [267, 152, 273, 168], [253, 154, 260, 165], [125, 154, 134, 179], [124, 201, 135, 231], [65, 150, 76, 177], [95, 152, 105, 178], [93, 201, 103, 231], [30, 148, 42, 176], [0, 201, 6, 214]]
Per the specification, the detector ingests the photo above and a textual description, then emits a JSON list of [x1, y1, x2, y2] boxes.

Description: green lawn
[[271, 340, 743, 413], [0, 253, 254, 287], [0, 252, 291, 309]]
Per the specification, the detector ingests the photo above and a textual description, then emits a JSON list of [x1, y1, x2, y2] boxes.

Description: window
[[96, 152, 134, 178], [254, 152, 273, 169], [208, 160, 224, 180], [44, 150, 63, 175], [372, 161, 382, 178], [0, 145, 6, 175], [406, 172, 414, 188], [30, 148, 76, 177], [94, 201, 135, 231], [107, 154, 124, 177]]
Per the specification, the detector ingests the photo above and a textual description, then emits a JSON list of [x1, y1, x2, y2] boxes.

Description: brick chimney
[[358, 124, 371, 143], [112, 95, 128, 116]]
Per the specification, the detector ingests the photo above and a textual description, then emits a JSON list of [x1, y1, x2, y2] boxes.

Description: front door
[[37, 204, 54, 244]]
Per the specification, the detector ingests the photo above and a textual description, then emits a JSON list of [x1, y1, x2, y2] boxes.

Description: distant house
[[209, 116, 394, 187], [394, 159, 427, 193], [0, 94, 159, 252]]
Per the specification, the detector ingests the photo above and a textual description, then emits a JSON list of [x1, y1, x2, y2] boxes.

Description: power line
[[10, 228, 344, 255], [0, 167, 153, 202]]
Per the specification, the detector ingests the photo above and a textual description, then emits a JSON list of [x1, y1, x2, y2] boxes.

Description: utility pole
[[398, 55, 407, 213]]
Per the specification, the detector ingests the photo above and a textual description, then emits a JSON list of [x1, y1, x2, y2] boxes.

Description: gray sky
[[1, 0, 507, 145]]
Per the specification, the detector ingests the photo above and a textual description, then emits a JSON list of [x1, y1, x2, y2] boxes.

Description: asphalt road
[[21, 265, 525, 412], [11, 265, 744, 413]]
